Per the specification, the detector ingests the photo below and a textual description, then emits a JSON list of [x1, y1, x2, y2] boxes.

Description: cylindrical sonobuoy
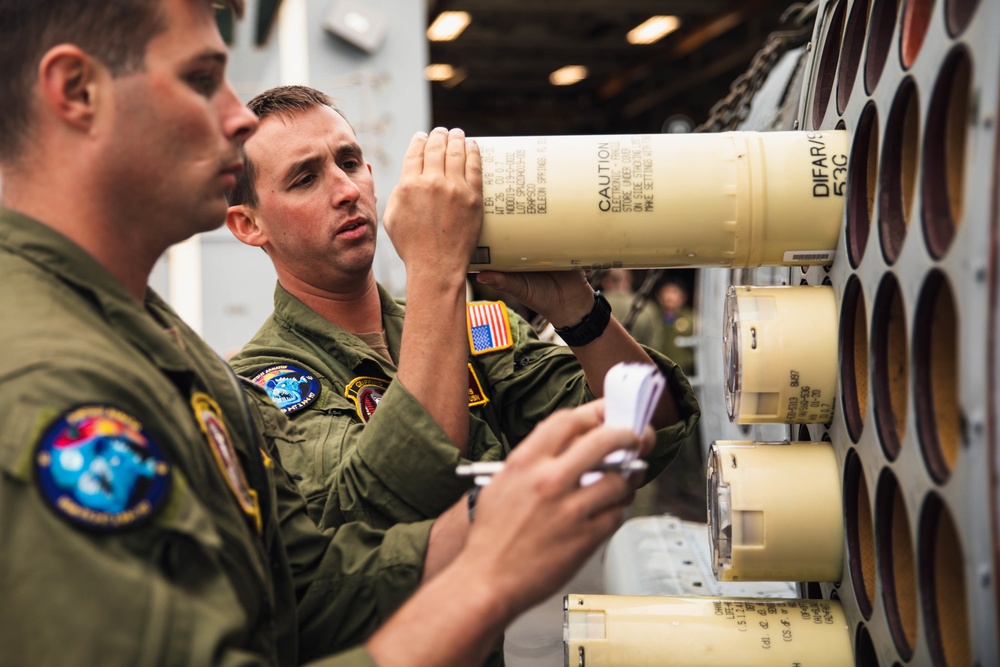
[[470, 130, 848, 271], [564, 594, 852, 666]]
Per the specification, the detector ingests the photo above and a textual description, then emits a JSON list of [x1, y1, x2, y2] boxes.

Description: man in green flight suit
[[0, 0, 660, 664], [225, 86, 701, 535]]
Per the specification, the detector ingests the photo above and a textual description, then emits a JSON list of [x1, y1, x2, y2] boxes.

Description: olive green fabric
[[0, 209, 424, 666], [229, 282, 701, 531], [655, 305, 696, 376], [604, 290, 662, 349]]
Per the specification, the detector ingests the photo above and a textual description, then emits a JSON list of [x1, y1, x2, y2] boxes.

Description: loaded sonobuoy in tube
[[470, 131, 848, 271], [564, 594, 852, 666], [723, 285, 838, 424], [708, 441, 844, 583]]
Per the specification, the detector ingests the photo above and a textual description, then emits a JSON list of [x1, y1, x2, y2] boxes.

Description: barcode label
[[783, 250, 835, 263]]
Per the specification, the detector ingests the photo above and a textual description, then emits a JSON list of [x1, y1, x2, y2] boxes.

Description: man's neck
[[278, 269, 383, 334], [1, 168, 157, 302]]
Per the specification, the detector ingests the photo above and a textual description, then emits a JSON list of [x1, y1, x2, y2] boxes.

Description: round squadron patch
[[34, 405, 171, 532], [191, 392, 261, 532], [251, 364, 321, 415], [345, 376, 390, 422]]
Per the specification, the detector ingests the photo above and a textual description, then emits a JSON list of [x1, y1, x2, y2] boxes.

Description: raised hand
[[383, 127, 484, 280], [476, 269, 595, 328]]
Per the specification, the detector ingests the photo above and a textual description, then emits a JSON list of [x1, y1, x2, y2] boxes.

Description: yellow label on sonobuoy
[[470, 131, 847, 271]]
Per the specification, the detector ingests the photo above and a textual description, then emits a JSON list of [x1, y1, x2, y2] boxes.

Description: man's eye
[[340, 160, 360, 171], [292, 174, 316, 189], [187, 73, 220, 96]]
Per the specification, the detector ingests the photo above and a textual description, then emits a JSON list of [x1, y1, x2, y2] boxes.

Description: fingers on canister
[[401, 131, 428, 176], [422, 126, 449, 174], [464, 137, 482, 189], [444, 128, 468, 180]]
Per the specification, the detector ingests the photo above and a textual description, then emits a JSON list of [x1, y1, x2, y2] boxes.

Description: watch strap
[[554, 291, 612, 347]]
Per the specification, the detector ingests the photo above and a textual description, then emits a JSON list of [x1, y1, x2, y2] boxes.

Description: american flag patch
[[467, 301, 513, 355]]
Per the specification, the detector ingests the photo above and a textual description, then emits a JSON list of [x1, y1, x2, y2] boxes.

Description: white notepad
[[581, 362, 665, 485]]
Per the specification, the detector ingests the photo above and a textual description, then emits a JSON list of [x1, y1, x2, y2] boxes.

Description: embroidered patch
[[467, 301, 513, 355], [34, 405, 171, 532], [191, 393, 261, 533], [467, 364, 489, 407], [251, 364, 321, 415], [345, 376, 390, 422]]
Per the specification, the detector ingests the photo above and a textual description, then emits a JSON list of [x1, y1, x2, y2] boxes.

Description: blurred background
[[156, 0, 794, 360]]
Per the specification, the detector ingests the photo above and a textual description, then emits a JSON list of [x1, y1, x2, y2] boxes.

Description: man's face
[[657, 283, 686, 312], [601, 269, 630, 293], [99, 0, 257, 243], [244, 105, 379, 286]]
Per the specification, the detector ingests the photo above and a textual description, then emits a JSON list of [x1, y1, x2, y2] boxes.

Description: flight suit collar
[[271, 281, 404, 376], [0, 208, 195, 375]]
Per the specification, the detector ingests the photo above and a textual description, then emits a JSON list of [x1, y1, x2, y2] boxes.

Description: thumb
[[476, 271, 523, 297]]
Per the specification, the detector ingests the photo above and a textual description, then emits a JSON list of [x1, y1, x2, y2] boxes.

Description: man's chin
[[178, 212, 227, 243]]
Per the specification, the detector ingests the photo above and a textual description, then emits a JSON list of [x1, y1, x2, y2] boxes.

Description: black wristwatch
[[554, 291, 612, 347]]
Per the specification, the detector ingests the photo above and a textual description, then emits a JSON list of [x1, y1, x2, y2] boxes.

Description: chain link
[[695, 2, 817, 133]]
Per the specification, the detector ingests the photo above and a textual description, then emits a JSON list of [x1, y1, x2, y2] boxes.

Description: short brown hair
[[0, 0, 244, 163], [228, 85, 351, 208]]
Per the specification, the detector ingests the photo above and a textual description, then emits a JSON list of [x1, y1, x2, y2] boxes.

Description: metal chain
[[695, 1, 817, 133]]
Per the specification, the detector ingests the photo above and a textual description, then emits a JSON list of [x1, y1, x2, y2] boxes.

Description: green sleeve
[[482, 310, 701, 483], [305, 647, 379, 667], [641, 347, 702, 482], [0, 362, 271, 666], [244, 388, 432, 659], [333, 380, 476, 524]]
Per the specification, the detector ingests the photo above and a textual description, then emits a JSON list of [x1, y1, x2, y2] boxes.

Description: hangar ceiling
[[425, 0, 800, 136]]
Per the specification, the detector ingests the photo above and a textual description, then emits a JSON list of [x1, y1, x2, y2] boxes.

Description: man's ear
[[38, 45, 102, 133], [226, 205, 269, 248]]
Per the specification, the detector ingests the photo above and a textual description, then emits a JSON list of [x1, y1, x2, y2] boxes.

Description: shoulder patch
[[251, 364, 321, 415], [344, 376, 390, 423], [191, 393, 261, 533], [34, 405, 171, 532], [467, 364, 489, 407], [467, 301, 513, 355]]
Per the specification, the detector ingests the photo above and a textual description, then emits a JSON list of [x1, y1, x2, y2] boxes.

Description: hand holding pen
[[456, 362, 664, 487]]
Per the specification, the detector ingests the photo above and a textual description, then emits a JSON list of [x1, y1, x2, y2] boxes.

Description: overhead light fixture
[[627, 15, 681, 45], [441, 67, 468, 89], [427, 11, 471, 41], [549, 65, 588, 86], [425, 63, 456, 81], [425, 64, 468, 87]]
